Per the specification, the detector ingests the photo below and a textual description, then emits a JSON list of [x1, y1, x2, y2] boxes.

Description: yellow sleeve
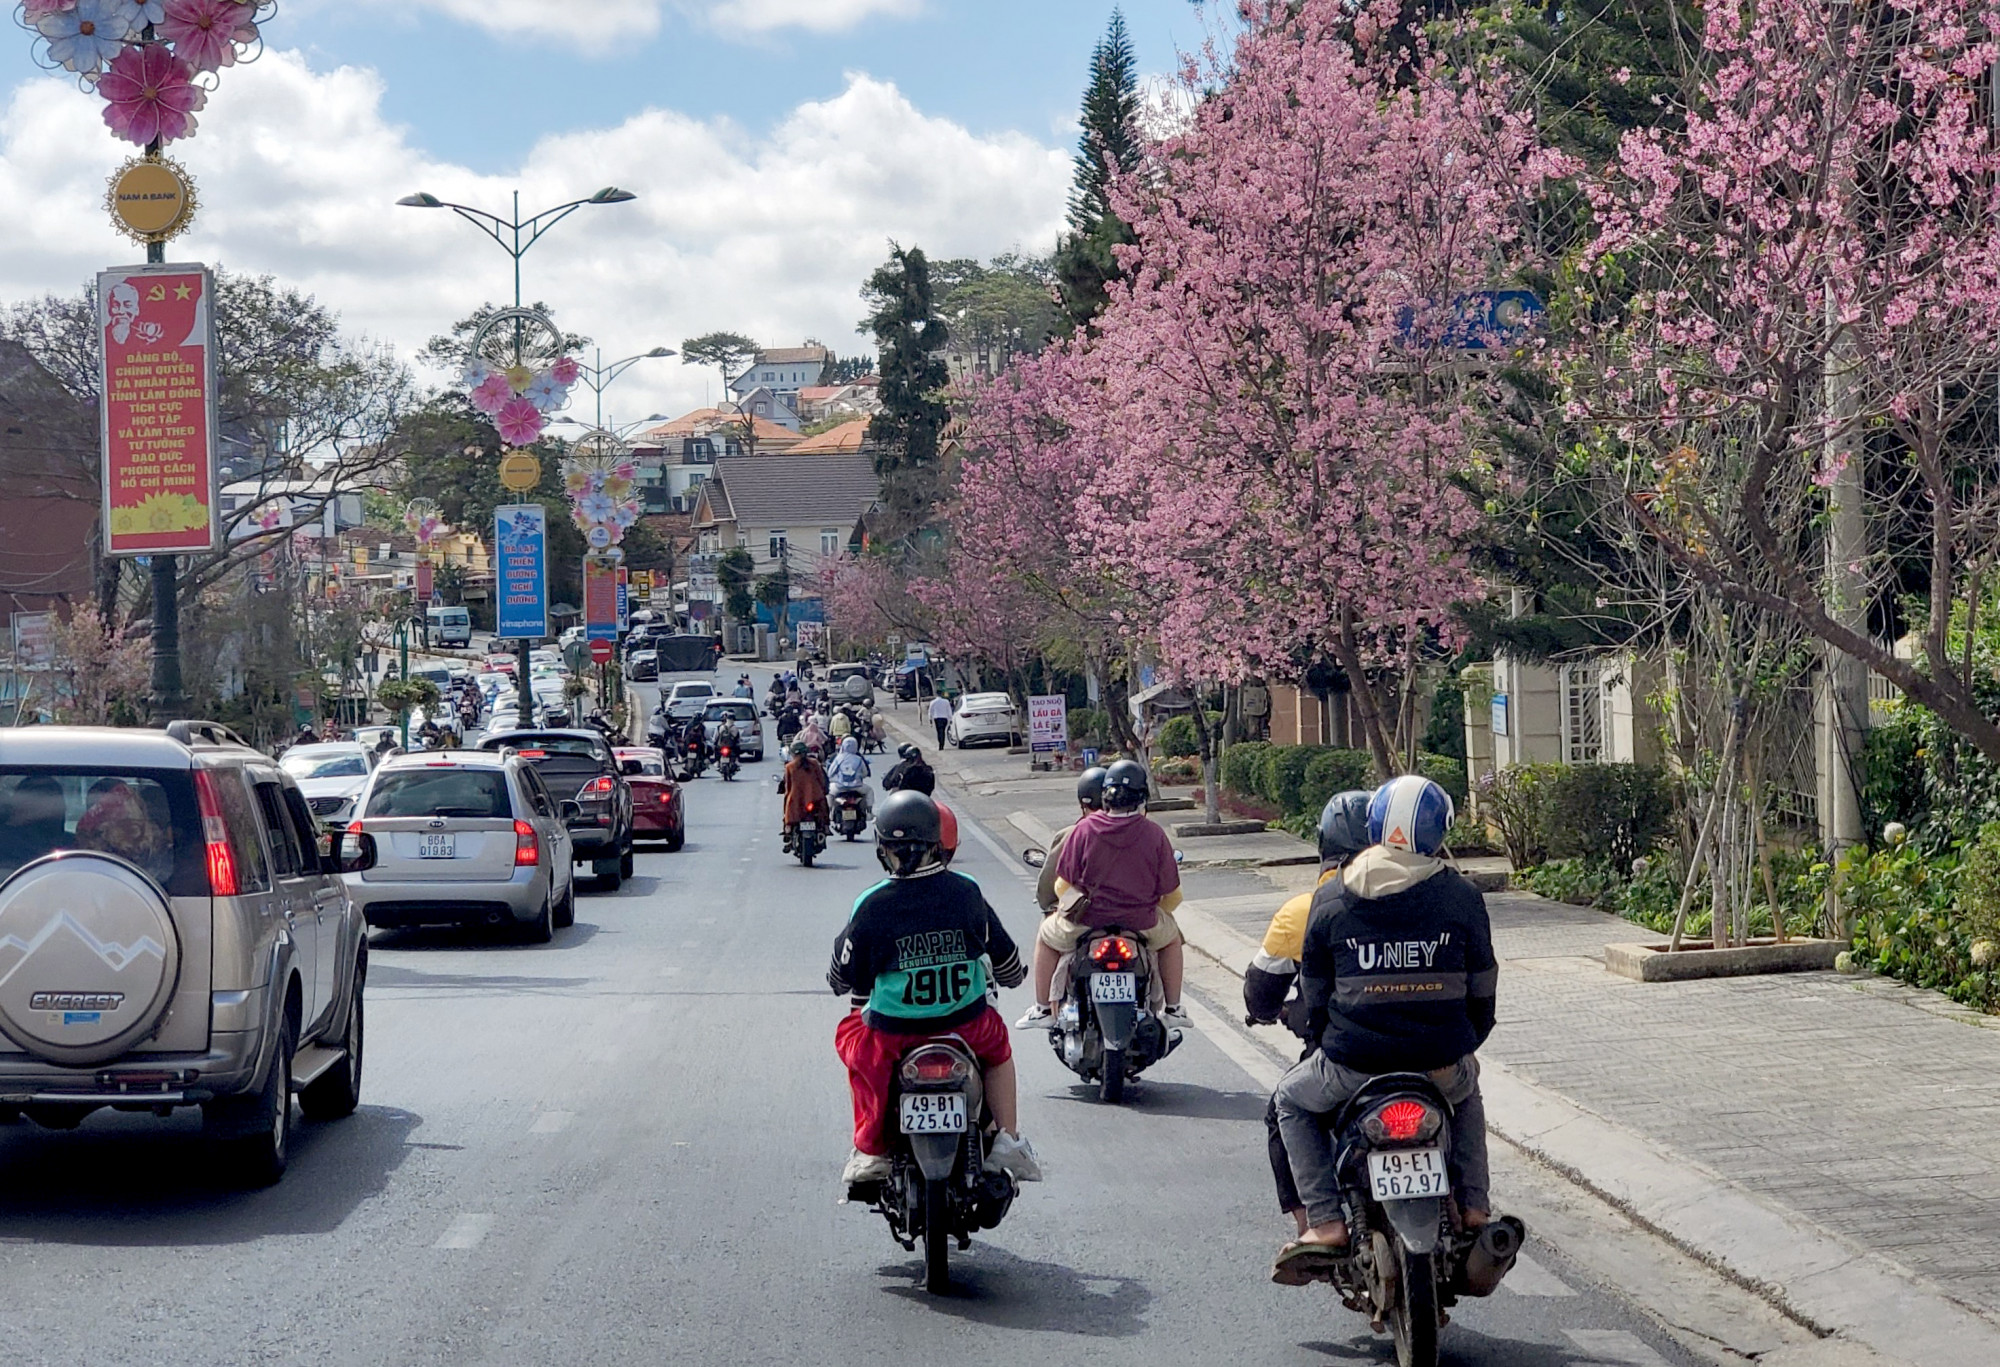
[[1259, 893, 1314, 962], [1157, 887, 1184, 915]]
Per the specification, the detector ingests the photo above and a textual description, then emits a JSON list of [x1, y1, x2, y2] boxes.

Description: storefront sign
[[98, 263, 217, 556], [10, 612, 53, 669], [496, 504, 548, 639], [1029, 694, 1068, 754], [584, 555, 617, 642]]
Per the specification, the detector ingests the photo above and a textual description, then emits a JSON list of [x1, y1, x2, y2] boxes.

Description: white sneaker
[[1163, 1003, 1193, 1027], [841, 1148, 891, 1185], [1013, 1003, 1053, 1029], [986, 1131, 1044, 1182]]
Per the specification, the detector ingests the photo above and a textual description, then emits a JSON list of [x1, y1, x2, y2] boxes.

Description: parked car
[[663, 680, 718, 723], [615, 747, 685, 851], [344, 749, 575, 941], [0, 721, 378, 1185], [946, 692, 1020, 748], [479, 729, 635, 889], [279, 741, 376, 824], [824, 662, 875, 708], [700, 698, 766, 761]]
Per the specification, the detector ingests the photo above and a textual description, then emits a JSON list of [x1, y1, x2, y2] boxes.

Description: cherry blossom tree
[[1563, 0, 2000, 763], [45, 600, 150, 725]]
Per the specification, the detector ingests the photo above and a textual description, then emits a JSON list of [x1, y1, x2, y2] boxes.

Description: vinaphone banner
[[496, 504, 549, 639], [97, 262, 218, 556]]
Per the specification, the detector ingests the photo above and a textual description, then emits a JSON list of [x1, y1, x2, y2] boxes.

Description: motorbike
[[848, 1035, 1017, 1294], [831, 789, 869, 841], [586, 711, 629, 746], [678, 737, 707, 779], [1306, 1073, 1526, 1367], [787, 800, 827, 866], [1022, 848, 1182, 1102], [718, 740, 740, 781]]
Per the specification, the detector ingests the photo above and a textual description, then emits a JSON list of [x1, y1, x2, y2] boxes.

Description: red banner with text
[[98, 263, 217, 556]]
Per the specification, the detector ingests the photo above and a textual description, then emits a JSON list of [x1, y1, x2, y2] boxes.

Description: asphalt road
[[0, 731, 1710, 1366]]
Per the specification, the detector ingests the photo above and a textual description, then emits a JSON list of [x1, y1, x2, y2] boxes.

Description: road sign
[[589, 639, 613, 664], [498, 452, 540, 491]]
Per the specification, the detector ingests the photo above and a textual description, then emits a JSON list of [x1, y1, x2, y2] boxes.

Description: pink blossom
[[97, 43, 205, 147], [25, 0, 79, 20], [469, 372, 514, 416], [160, 0, 257, 73], [550, 356, 580, 386], [495, 399, 544, 448]]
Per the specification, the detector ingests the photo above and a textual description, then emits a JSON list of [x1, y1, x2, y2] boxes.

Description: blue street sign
[[1397, 290, 1545, 351], [495, 505, 548, 639]]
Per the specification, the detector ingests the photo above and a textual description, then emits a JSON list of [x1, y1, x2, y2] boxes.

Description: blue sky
[[0, 0, 1220, 422]]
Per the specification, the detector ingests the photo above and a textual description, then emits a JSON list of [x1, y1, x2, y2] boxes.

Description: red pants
[[835, 1007, 1012, 1155]]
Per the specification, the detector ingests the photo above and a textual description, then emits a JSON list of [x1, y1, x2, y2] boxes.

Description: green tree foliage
[[1500, 0, 1693, 169], [862, 244, 951, 525], [818, 352, 877, 384], [717, 546, 756, 622], [680, 331, 760, 401], [1053, 10, 1143, 332], [932, 252, 1061, 371]]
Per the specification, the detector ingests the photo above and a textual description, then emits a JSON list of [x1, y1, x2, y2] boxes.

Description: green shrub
[[1265, 745, 1328, 813], [1068, 708, 1108, 747], [1156, 711, 1223, 758], [1476, 763, 1563, 868], [1221, 741, 1272, 799], [1543, 763, 1674, 870], [1443, 812, 1494, 857], [1841, 840, 1995, 1006], [1953, 822, 2000, 952], [1298, 749, 1374, 823], [1520, 858, 1620, 908], [1417, 753, 1469, 807]]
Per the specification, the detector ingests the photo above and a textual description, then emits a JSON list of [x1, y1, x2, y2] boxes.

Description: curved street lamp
[[573, 347, 676, 429]]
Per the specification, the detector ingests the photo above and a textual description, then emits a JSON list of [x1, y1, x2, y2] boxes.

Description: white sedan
[[946, 692, 1020, 748]]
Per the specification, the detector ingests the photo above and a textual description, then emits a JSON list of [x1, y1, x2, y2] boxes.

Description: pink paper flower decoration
[[550, 356, 580, 386], [469, 372, 514, 415], [161, 0, 257, 74], [98, 42, 206, 147], [496, 398, 544, 448], [25, 1, 81, 21]]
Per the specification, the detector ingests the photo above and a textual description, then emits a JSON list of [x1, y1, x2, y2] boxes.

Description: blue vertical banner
[[615, 566, 629, 631], [584, 555, 617, 641], [496, 504, 548, 639]]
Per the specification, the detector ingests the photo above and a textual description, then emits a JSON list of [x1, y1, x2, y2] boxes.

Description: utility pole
[[1819, 290, 1868, 932]]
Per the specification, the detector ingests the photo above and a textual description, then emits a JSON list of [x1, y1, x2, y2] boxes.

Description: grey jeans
[[1274, 1052, 1489, 1229]]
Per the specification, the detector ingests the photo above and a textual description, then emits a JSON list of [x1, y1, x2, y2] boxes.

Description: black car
[[479, 729, 636, 889]]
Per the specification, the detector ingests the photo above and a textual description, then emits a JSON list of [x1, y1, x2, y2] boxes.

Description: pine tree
[[863, 244, 951, 526], [1054, 10, 1143, 333]]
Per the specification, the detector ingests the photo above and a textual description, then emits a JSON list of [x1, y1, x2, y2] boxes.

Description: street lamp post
[[396, 186, 636, 723], [574, 347, 675, 430]]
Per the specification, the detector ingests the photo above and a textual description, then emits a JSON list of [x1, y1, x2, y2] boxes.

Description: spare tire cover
[[842, 674, 872, 701], [0, 852, 182, 1066]]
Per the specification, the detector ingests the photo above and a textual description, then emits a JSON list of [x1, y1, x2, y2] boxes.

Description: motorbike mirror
[[1175, 848, 1185, 864], [559, 800, 583, 821], [1021, 847, 1048, 868]]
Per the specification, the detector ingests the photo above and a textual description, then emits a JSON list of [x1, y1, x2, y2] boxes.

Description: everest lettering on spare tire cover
[[0, 852, 181, 1066]]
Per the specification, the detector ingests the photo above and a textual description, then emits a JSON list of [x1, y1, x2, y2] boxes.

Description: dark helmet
[[1101, 759, 1149, 811], [1317, 790, 1374, 865], [1076, 766, 1109, 811], [898, 742, 921, 762], [875, 791, 944, 878]]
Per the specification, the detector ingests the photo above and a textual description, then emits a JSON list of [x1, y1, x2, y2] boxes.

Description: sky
[[0, 0, 1217, 428]]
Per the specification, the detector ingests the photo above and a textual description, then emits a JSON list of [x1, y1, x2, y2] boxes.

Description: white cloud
[[365, 0, 924, 47], [0, 50, 1068, 429]]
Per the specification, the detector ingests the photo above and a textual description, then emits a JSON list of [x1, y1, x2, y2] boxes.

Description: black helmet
[[1076, 766, 1109, 810], [875, 791, 944, 878], [897, 742, 921, 762], [1101, 759, 1149, 811], [1318, 789, 1374, 865]]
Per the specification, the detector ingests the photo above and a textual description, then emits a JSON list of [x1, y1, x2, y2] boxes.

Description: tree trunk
[[1190, 696, 1222, 826], [1332, 605, 1398, 781]]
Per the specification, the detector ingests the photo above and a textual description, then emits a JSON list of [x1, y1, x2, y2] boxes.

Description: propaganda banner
[[495, 505, 548, 639], [584, 555, 617, 641], [97, 263, 217, 556]]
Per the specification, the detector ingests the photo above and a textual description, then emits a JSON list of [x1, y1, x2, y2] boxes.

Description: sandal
[[1271, 1239, 1346, 1286]]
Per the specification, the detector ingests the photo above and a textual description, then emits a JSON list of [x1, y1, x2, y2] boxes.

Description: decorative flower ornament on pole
[[466, 306, 579, 485], [562, 428, 642, 550], [16, 0, 273, 245]]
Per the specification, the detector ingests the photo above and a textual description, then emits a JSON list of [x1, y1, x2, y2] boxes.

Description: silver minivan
[[0, 722, 378, 1186]]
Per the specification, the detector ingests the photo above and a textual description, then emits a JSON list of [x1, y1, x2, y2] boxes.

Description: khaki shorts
[[1037, 909, 1182, 953]]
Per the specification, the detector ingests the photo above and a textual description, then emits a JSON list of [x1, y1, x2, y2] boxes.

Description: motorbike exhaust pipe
[[1458, 1216, 1525, 1297]]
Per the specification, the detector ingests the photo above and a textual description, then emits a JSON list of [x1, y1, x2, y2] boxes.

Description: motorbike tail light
[[1364, 1098, 1442, 1145], [1089, 937, 1138, 972], [193, 770, 240, 896], [900, 1047, 972, 1087], [514, 819, 539, 866]]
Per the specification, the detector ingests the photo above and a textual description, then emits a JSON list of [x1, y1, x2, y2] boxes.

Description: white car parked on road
[[945, 692, 1020, 749]]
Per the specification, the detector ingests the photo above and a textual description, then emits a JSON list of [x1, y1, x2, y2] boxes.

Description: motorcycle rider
[[828, 791, 1041, 1187], [715, 715, 743, 766], [778, 740, 830, 850], [1244, 790, 1374, 1238], [1035, 766, 1107, 915], [827, 735, 873, 823], [679, 715, 708, 767], [1271, 775, 1496, 1279], [1015, 759, 1189, 1028], [732, 674, 756, 700], [881, 743, 937, 795]]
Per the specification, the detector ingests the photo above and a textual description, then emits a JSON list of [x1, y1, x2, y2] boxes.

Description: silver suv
[[0, 722, 378, 1186]]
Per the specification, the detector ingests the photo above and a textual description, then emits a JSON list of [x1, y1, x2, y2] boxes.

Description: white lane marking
[[1178, 995, 1284, 1089], [1503, 1252, 1577, 1297], [1564, 1330, 1671, 1365], [435, 1213, 494, 1249], [530, 1111, 575, 1134]]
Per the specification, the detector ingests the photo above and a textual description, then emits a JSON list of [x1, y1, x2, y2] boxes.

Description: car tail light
[[1089, 937, 1138, 972], [1363, 1098, 1442, 1145], [899, 1046, 972, 1087], [514, 820, 539, 866], [192, 770, 240, 896], [517, 749, 547, 759], [582, 776, 616, 797]]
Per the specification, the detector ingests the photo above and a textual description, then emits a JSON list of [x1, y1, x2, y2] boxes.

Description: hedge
[[1221, 742, 1471, 827], [1221, 741, 1272, 799]]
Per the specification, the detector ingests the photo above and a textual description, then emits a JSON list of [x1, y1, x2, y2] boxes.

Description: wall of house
[[1488, 653, 1563, 769]]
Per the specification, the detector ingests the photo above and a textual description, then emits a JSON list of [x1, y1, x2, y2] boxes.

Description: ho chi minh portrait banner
[[97, 263, 218, 557]]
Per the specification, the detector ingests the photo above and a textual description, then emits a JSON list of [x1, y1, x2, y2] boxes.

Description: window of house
[[1558, 660, 1605, 764], [769, 531, 789, 562], [820, 529, 841, 556]]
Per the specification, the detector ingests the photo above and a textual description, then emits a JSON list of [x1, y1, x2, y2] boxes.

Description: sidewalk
[[886, 707, 2000, 1367]]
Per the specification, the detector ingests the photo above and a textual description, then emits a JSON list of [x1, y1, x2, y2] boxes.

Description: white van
[[427, 605, 472, 648]]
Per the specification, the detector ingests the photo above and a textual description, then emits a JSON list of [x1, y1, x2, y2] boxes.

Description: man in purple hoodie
[[1014, 759, 1190, 1028]]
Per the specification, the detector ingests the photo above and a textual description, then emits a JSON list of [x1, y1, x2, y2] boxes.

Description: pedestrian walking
[[929, 691, 954, 749]]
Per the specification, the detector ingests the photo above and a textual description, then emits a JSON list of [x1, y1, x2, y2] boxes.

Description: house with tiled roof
[[787, 418, 873, 456], [688, 453, 880, 622], [630, 407, 807, 515]]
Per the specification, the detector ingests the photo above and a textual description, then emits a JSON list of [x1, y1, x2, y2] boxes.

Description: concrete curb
[[1167, 899, 2000, 1367]]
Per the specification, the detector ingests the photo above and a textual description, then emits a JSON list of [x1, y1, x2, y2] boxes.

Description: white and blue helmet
[[1368, 775, 1454, 856]]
